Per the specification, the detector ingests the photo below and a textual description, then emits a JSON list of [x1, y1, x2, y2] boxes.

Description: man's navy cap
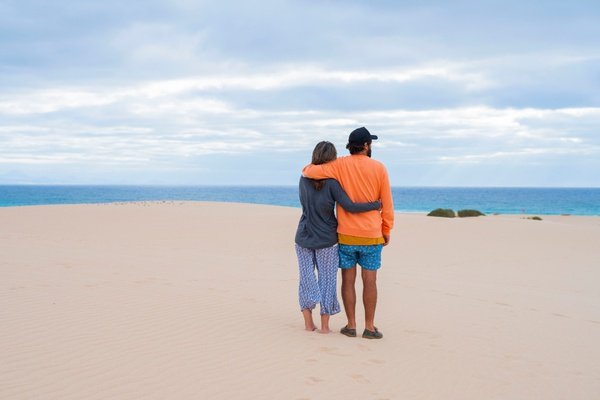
[[347, 127, 378, 145]]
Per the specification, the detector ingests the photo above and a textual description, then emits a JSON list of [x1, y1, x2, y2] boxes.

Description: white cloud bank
[[1, 72, 598, 180]]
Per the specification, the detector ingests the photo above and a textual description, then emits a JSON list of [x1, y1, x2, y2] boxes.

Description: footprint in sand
[[319, 346, 350, 357], [403, 329, 426, 335], [319, 346, 334, 352], [356, 343, 372, 352], [351, 374, 371, 384], [305, 376, 324, 385]]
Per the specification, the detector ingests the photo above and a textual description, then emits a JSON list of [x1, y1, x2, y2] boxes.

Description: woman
[[295, 141, 380, 333]]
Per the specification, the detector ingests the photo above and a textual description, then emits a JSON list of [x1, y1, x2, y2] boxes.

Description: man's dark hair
[[346, 141, 370, 155]]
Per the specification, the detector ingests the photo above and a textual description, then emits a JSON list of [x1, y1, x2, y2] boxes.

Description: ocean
[[1, 185, 599, 215]]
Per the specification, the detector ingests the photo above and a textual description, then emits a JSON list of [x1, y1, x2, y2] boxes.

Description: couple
[[294, 127, 394, 339]]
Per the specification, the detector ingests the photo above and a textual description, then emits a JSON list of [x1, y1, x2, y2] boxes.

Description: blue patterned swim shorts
[[338, 244, 383, 270]]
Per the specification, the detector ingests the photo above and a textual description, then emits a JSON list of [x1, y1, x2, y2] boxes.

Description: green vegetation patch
[[457, 209, 485, 217], [427, 208, 456, 218]]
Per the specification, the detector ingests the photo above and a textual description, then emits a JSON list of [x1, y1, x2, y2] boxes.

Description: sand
[[1, 202, 599, 399]]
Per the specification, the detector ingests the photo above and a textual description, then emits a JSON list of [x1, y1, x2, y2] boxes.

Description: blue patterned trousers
[[295, 244, 341, 315]]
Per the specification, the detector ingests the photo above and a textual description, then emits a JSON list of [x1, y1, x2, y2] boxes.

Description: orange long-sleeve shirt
[[302, 154, 394, 238]]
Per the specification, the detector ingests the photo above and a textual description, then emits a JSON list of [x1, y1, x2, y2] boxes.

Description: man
[[302, 127, 394, 339]]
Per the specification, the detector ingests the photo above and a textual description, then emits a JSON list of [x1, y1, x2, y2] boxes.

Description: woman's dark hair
[[310, 141, 337, 191], [312, 141, 337, 165]]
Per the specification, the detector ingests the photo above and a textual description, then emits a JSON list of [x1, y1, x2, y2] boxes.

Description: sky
[[1, 0, 599, 186]]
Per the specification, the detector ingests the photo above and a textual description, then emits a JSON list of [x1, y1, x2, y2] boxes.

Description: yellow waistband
[[338, 233, 385, 245]]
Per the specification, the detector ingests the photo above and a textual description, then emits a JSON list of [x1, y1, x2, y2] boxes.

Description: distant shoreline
[[1, 200, 599, 218], [1, 185, 599, 215]]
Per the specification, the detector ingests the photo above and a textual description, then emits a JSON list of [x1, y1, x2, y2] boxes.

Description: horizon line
[[1, 183, 599, 189]]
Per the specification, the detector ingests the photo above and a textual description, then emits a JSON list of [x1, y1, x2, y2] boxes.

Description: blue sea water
[[1, 185, 599, 215]]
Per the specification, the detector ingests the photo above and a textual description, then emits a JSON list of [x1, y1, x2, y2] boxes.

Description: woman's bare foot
[[319, 314, 331, 333], [302, 308, 316, 331]]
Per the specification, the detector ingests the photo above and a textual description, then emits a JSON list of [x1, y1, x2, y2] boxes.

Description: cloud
[[2, 101, 598, 164], [437, 147, 596, 164], [1, 1, 599, 185], [0, 63, 493, 115]]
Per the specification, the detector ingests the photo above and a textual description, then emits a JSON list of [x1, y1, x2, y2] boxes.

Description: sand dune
[[1, 202, 599, 399]]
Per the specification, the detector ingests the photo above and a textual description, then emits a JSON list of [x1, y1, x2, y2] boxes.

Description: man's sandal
[[362, 327, 383, 339], [340, 326, 357, 337]]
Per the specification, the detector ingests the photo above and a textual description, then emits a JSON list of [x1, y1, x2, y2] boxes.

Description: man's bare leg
[[341, 267, 357, 329], [301, 308, 316, 331], [361, 269, 378, 331], [319, 314, 331, 333]]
